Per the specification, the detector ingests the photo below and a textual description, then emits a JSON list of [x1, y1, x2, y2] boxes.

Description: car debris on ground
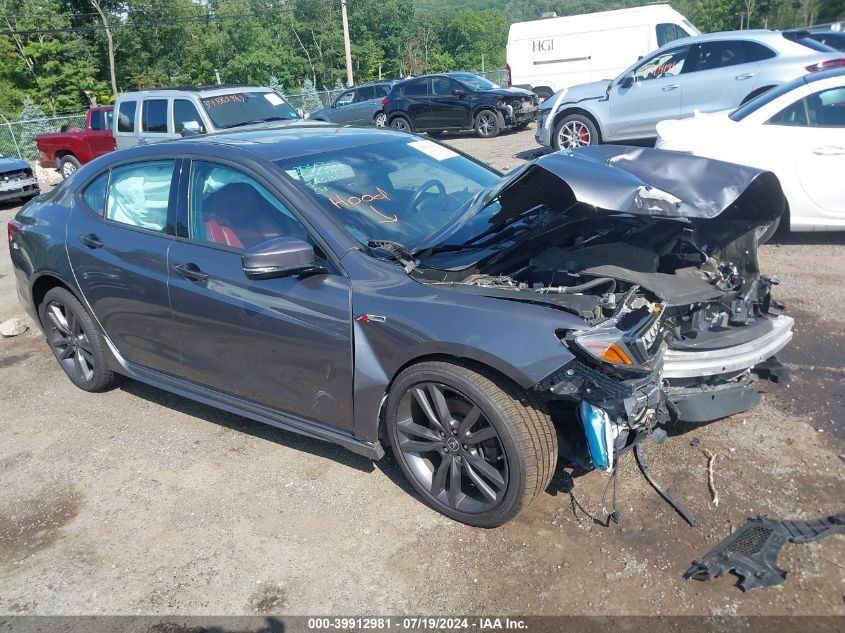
[[684, 511, 845, 591]]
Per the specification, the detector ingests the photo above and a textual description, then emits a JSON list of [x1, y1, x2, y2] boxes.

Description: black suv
[[383, 72, 538, 138]]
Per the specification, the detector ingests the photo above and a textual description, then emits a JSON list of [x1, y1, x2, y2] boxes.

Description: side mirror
[[180, 120, 204, 137], [452, 88, 467, 97], [620, 75, 634, 89], [242, 237, 328, 280]]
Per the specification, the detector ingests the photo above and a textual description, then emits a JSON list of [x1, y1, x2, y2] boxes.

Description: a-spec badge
[[356, 314, 386, 324]]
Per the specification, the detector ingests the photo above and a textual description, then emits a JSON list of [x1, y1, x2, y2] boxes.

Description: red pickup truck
[[36, 106, 115, 179]]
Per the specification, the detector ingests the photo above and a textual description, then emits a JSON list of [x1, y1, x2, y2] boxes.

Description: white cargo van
[[506, 4, 699, 99]]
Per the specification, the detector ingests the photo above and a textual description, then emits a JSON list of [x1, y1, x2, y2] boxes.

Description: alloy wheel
[[45, 299, 95, 383], [557, 120, 591, 148], [374, 112, 387, 127], [61, 161, 77, 178], [477, 112, 497, 137], [395, 382, 509, 513], [391, 118, 410, 132]]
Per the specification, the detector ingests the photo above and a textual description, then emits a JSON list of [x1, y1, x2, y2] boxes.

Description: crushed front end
[[415, 145, 794, 476]]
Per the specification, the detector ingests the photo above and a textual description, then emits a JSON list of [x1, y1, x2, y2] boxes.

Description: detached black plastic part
[[684, 512, 845, 591]]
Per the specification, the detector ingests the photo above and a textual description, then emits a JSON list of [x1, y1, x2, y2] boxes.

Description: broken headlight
[[566, 303, 666, 370]]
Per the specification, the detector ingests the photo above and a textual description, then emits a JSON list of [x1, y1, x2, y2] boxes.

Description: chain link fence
[[0, 113, 88, 162]]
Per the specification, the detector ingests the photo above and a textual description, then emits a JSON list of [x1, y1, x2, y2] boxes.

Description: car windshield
[[729, 78, 805, 121], [449, 73, 498, 91], [200, 91, 299, 128], [274, 138, 500, 251]]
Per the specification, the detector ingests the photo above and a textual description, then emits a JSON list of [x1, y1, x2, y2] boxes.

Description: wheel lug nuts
[[455, 455, 462, 462], [462, 444, 468, 450]]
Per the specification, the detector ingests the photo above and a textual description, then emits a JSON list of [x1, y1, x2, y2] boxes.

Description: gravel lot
[[0, 127, 843, 616]]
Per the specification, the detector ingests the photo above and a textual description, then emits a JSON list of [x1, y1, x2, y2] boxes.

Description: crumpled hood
[[540, 80, 610, 111], [507, 145, 785, 227], [0, 155, 30, 172], [484, 87, 534, 98]]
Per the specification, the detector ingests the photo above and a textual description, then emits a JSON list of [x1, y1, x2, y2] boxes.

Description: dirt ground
[[0, 126, 843, 616]]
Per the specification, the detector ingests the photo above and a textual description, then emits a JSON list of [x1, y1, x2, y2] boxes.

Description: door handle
[[812, 145, 845, 156], [735, 73, 755, 80], [78, 233, 104, 249], [173, 262, 209, 282], [662, 84, 680, 91]]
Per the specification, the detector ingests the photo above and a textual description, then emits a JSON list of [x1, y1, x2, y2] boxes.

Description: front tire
[[38, 287, 120, 392], [59, 155, 81, 179], [475, 109, 501, 138], [386, 361, 557, 527], [553, 113, 599, 150]]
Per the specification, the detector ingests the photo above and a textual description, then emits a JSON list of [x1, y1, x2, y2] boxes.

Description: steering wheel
[[404, 179, 447, 217]]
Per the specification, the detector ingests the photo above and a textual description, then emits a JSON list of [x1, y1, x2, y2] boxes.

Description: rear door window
[[90, 110, 105, 131], [142, 99, 169, 133], [403, 80, 429, 96], [356, 86, 376, 102], [697, 41, 750, 71], [117, 100, 137, 132], [106, 160, 176, 232], [82, 171, 110, 216]]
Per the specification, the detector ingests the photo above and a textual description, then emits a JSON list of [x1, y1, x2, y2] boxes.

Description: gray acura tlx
[[8, 126, 793, 526]]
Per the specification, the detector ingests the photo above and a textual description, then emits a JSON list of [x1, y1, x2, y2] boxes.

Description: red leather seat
[[205, 220, 244, 248]]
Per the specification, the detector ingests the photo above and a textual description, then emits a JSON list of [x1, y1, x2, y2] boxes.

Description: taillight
[[506, 63, 512, 86], [381, 97, 388, 107], [7, 218, 22, 244], [806, 58, 845, 72]]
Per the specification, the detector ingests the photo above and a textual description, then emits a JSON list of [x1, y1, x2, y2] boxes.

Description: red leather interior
[[205, 220, 244, 248]]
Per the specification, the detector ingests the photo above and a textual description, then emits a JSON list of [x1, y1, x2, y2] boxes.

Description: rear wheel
[[38, 287, 120, 392], [390, 115, 412, 133], [475, 109, 501, 138], [553, 113, 598, 150], [59, 155, 81, 179], [386, 361, 557, 527], [373, 112, 387, 127]]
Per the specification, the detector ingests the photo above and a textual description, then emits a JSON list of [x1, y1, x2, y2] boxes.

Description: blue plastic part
[[579, 400, 612, 471]]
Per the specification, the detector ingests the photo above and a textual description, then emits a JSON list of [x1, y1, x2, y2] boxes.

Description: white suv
[[535, 30, 845, 150]]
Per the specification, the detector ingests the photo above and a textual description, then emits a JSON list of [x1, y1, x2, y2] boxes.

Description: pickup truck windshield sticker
[[201, 94, 246, 109]]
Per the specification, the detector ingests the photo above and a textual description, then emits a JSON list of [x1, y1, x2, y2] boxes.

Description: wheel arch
[[31, 273, 76, 326], [551, 106, 603, 142], [373, 351, 533, 445]]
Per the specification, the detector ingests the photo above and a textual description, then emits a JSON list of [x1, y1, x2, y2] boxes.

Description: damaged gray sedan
[[10, 128, 792, 527]]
